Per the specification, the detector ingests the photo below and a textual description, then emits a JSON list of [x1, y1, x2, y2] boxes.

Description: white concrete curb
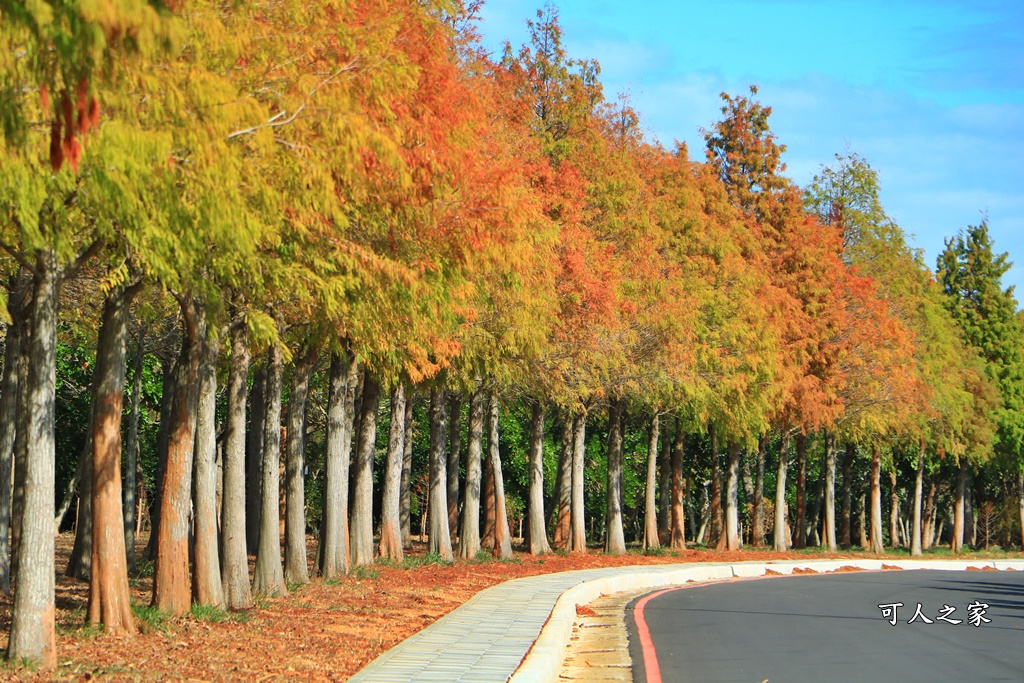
[[508, 558, 1024, 683]]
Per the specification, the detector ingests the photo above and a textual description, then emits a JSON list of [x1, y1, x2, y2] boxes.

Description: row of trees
[[1, 0, 1022, 670]]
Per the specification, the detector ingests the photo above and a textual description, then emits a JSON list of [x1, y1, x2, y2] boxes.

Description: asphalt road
[[625, 569, 1024, 683]]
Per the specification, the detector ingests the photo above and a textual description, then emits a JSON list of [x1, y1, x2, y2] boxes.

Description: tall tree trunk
[[123, 331, 143, 575], [317, 353, 355, 578], [774, 434, 790, 551], [447, 394, 462, 536], [551, 417, 572, 550], [794, 433, 807, 549], [725, 440, 741, 551], [708, 425, 723, 550], [457, 383, 485, 559], [489, 393, 512, 559], [840, 442, 854, 548], [889, 469, 900, 549], [642, 414, 660, 550], [604, 398, 626, 555], [9, 311, 29, 581], [87, 283, 139, 633], [221, 319, 252, 609], [192, 321, 223, 607], [868, 443, 884, 555], [0, 282, 27, 595], [858, 492, 868, 549], [911, 436, 925, 557], [952, 459, 966, 554], [245, 364, 266, 554], [8, 252, 60, 668], [670, 418, 686, 550], [570, 412, 587, 553], [152, 295, 203, 616], [922, 473, 936, 550], [351, 371, 381, 567], [823, 431, 837, 552], [400, 395, 414, 551], [657, 421, 671, 546], [283, 348, 315, 585], [527, 400, 550, 554], [252, 343, 286, 596], [427, 385, 452, 561], [752, 434, 766, 547], [379, 382, 406, 561], [481, 439, 495, 550]]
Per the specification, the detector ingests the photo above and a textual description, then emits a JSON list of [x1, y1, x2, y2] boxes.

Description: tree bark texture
[[317, 352, 355, 578], [66, 430, 93, 581], [774, 434, 790, 552], [570, 412, 587, 553], [823, 431, 837, 552], [552, 417, 572, 550], [427, 385, 453, 561], [379, 382, 406, 561], [152, 295, 203, 616], [351, 370, 381, 566], [526, 401, 550, 554], [642, 414, 660, 550], [604, 398, 626, 555], [658, 421, 671, 546], [725, 440, 741, 551], [670, 419, 686, 550], [868, 443, 884, 554], [192, 324, 223, 607], [400, 395, 414, 550], [488, 393, 512, 559], [87, 284, 138, 633], [252, 343, 286, 596], [911, 436, 924, 557], [284, 348, 316, 585], [0, 282, 26, 595], [889, 469, 899, 549], [952, 459, 966, 554], [220, 320, 252, 609], [458, 384, 485, 559]]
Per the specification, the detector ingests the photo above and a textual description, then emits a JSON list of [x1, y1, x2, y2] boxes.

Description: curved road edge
[[510, 557, 1024, 683]]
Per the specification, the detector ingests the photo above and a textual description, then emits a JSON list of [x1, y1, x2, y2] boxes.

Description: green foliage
[[131, 603, 170, 633]]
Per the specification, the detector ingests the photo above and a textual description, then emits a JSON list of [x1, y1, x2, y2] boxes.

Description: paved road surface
[[626, 570, 1024, 683]]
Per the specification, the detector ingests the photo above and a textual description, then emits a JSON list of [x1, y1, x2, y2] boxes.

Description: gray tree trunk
[[252, 343, 286, 596], [952, 459, 966, 553], [284, 348, 316, 585], [8, 254, 59, 668], [379, 382, 406, 561], [400, 394, 414, 550], [911, 438, 924, 557], [889, 469, 900, 549], [604, 398, 626, 555], [351, 370, 381, 567], [457, 383, 485, 559], [670, 418, 685, 550], [823, 431, 837, 551], [0, 279, 27, 594], [642, 414, 659, 550], [489, 393, 512, 559], [427, 385, 453, 560], [725, 440, 741, 550], [868, 443, 884, 554], [527, 400, 550, 554], [570, 412, 587, 552], [774, 434, 790, 552], [192, 324, 223, 607], [317, 352, 355, 578], [221, 319, 252, 608]]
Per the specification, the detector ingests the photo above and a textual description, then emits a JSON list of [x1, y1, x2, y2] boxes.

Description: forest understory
[[0, 532, 1017, 682]]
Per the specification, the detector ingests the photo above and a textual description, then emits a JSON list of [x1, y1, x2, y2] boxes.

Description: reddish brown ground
[[0, 534, 1011, 681]]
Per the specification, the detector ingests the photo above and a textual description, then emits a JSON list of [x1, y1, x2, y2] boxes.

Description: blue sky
[[474, 0, 1024, 303]]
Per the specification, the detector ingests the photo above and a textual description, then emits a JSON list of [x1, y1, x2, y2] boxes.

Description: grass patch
[[643, 545, 668, 556], [323, 576, 341, 586], [190, 603, 230, 623], [132, 603, 170, 633], [349, 566, 380, 581]]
